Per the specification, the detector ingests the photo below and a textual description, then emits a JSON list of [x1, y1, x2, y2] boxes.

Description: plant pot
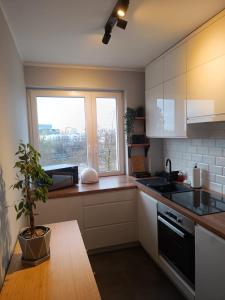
[[18, 225, 51, 265]]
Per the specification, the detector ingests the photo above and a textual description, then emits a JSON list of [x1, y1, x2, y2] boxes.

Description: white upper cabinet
[[187, 55, 225, 121], [164, 43, 187, 81], [187, 15, 225, 71], [146, 11, 225, 129], [145, 84, 164, 137], [164, 74, 186, 137], [145, 63, 151, 91], [145, 43, 187, 138], [146, 57, 164, 90]]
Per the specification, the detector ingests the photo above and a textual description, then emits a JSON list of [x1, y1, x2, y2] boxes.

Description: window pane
[[96, 98, 118, 172], [36, 97, 88, 171]]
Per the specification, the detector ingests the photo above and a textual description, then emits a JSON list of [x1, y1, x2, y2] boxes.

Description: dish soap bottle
[[192, 164, 201, 188]]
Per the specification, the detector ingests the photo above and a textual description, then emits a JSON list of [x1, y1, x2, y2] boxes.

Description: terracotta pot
[[18, 226, 51, 265]]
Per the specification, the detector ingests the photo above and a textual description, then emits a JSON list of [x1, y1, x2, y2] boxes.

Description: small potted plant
[[12, 142, 52, 265]]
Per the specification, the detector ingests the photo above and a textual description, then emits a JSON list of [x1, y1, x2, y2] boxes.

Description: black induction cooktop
[[163, 190, 225, 216], [137, 178, 225, 216]]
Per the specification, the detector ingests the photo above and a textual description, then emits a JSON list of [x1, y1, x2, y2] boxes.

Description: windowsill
[[48, 175, 136, 199]]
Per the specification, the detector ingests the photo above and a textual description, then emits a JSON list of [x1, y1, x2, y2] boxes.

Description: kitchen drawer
[[84, 222, 137, 250], [83, 189, 136, 206], [36, 196, 83, 231], [84, 200, 136, 228]]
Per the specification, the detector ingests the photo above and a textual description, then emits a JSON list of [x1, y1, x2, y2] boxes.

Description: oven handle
[[158, 215, 185, 238]]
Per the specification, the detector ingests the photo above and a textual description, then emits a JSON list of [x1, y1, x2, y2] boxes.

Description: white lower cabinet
[[37, 189, 138, 251], [36, 196, 84, 232], [84, 222, 137, 250], [138, 191, 158, 262], [83, 190, 138, 250], [195, 225, 225, 300]]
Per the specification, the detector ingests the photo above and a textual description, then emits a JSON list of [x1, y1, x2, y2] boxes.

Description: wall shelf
[[128, 143, 150, 158]]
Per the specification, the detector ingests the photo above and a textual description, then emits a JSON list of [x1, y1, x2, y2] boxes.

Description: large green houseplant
[[12, 142, 52, 265]]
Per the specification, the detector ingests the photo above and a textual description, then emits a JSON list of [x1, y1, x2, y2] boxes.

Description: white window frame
[[27, 89, 125, 176]]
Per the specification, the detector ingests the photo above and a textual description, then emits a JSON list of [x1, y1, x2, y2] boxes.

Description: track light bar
[[102, 0, 129, 45]]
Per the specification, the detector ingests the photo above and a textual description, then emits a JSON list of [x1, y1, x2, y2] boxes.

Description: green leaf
[[16, 211, 23, 220], [18, 201, 24, 211]]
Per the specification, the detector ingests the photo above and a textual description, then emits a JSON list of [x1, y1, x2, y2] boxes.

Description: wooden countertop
[[47, 174, 225, 239], [0, 221, 101, 300], [136, 181, 225, 240], [48, 175, 136, 199]]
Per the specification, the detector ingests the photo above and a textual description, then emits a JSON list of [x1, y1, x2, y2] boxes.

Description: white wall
[[24, 65, 145, 109], [0, 5, 28, 288]]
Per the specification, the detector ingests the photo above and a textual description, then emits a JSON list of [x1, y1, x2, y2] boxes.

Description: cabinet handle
[[158, 215, 185, 238]]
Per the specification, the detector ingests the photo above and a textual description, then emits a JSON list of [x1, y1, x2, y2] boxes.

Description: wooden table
[[0, 221, 101, 300]]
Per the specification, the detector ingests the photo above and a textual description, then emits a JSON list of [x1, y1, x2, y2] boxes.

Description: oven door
[[158, 214, 195, 286]]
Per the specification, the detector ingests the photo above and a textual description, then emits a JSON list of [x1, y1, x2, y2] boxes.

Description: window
[[28, 90, 124, 176]]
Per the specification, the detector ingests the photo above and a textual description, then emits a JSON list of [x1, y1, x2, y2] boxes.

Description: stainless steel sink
[[137, 178, 193, 195], [150, 182, 192, 194]]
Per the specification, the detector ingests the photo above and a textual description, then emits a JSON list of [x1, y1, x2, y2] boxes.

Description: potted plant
[[12, 142, 52, 265], [124, 107, 136, 144]]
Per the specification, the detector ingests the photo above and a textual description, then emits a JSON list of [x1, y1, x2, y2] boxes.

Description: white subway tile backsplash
[[202, 139, 215, 147], [209, 147, 222, 156], [183, 153, 192, 160], [163, 138, 225, 194], [197, 146, 208, 155], [215, 139, 225, 147], [192, 139, 202, 146], [209, 182, 223, 194], [191, 154, 203, 163], [209, 173, 216, 182], [202, 155, 216, 165], [209, 165, 223, 175], [216, 157, 225, 167], [187, 146, 197, 154], [216, 175, 225, 185]]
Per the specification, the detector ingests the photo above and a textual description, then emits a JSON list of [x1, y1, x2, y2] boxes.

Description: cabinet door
[[164, 74, 187, 137], [145, 84, 164, 137], [187, 55, 225, 120], [149, 57, 164, 88], [164, 43, 187, 81], [187, 15, 225, 71], [195, 225, 225, 300], [145, 63, 151, 91], [138, 191, 158, 262]]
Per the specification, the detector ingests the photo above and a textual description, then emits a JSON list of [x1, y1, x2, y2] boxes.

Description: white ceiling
[[1, 0, 225, 69]]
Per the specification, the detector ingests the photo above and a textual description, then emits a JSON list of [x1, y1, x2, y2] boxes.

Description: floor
[[89, 246, 185, 300]]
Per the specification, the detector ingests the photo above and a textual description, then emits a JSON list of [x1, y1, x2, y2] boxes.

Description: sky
[[37, 97, 117, 133]]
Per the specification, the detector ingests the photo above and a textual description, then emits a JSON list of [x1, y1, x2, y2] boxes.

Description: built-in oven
[[158, 203, 195, 287]]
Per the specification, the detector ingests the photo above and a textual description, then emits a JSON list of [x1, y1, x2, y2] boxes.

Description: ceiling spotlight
[[102, 24, 112, 44], [117, 18, 127, 30], [117, 9, 126, 18], [117, 0, 129, 18], [102, 0, 129, 45]]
